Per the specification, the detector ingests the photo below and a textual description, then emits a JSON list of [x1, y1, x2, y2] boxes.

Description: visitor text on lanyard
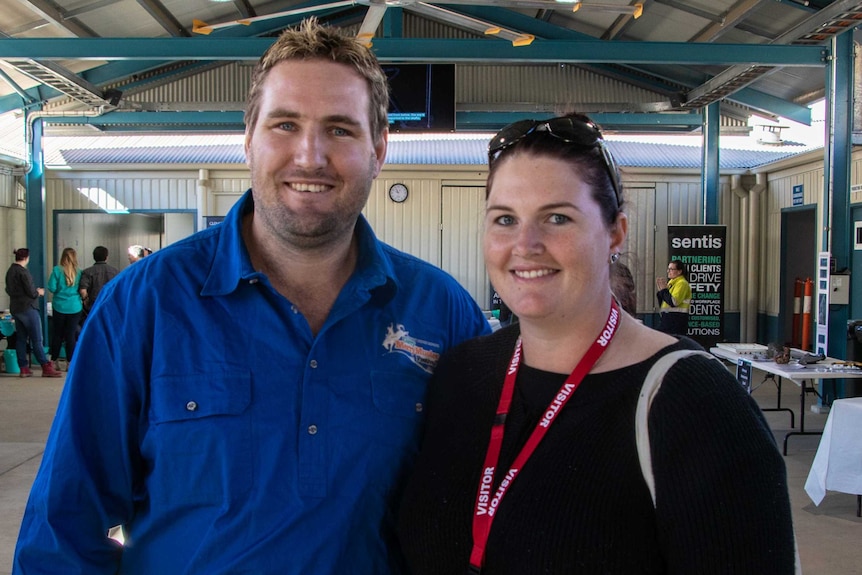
[[468, 300, 621, 574]]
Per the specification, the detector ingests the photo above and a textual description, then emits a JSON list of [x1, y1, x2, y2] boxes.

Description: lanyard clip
[[468, 566, 482, 575]]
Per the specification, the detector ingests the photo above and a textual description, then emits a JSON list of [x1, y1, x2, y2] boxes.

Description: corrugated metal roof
[[40, 132, 805, 170], [52, 143, 246, 165], [607, 140, 802, 170]]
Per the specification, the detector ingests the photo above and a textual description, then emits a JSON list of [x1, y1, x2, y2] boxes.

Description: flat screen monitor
[[385, 64, 455, 132]]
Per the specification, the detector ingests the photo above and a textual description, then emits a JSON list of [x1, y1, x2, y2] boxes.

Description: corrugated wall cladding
[[403, 13, 484, 40], [46, 176, 198, 211], [456, 64, 672, 108], [0, 172, 19, 208], [0, 205, 26, 283], [120, 62, 252, 105], [364, 177, 442, 267], [620, 184, 656, 314], [99, 59, 674, 116]]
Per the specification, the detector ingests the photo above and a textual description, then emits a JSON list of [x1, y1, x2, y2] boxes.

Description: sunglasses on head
[[488, 116, 622, 208]]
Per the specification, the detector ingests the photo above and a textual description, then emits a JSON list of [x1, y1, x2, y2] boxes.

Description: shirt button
[[308, 425, 318, 435], [291, 305, 298, 314], [186, 401, 198, 412], [249, 278, 259, 284], [415, 403, 424, 413], [309, 359, 318, 369]]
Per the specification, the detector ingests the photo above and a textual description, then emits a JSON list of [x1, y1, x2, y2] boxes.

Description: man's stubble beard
[[248, 154, 377, 250]]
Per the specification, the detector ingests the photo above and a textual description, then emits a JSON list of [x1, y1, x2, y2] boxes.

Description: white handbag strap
[[635, 349, 720, 507], [634, 348, 803, 574]]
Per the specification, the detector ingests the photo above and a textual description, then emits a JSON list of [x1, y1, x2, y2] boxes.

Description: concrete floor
[[0, 367, 860, 574]]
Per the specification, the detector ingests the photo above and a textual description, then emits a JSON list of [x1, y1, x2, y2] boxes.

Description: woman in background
[[398, 113, 796, 574], [5, 248, 62, 378], [47, 247, 83, 366], [655, 259, 691, 335], [610, 258, 637, 316]]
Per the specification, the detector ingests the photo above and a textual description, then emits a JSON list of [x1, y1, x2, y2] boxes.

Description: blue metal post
[[23, 112, 48, 330], [824, 32, 854, 400], [701, 101, 720, 224]]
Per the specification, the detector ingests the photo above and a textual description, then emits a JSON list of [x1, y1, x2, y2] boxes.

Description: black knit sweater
[[397, 325, 795, 574]]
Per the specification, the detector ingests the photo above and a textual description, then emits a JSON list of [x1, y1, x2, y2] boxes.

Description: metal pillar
[[701, 101, 720, 224]]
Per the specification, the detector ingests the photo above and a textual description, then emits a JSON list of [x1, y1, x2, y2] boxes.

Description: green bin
[[3, 349, 19, 374]]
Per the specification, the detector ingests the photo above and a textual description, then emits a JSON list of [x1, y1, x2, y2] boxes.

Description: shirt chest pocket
[[146, 372, 253, 505]]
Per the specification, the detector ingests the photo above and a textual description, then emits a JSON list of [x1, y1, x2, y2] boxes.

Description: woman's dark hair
[[13, 248, 29, 261], [610, 260, 637, 316], [670, 259, 687, 277], [486, 112, 623, 227]]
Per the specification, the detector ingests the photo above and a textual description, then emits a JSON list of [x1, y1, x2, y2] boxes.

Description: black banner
[[667, 225, 726, 349]]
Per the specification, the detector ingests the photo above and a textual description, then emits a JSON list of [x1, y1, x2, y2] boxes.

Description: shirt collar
[[201, 189, 397, 301]]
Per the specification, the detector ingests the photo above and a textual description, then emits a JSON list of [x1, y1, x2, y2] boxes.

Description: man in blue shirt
[[13, 18, 489, 575]]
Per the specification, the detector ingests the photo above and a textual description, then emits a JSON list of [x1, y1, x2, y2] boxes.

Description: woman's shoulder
[[602, 317, 677, 369], [444, 324, 519, 362]]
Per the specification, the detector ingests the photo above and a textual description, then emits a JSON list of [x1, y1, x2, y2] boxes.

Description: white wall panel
[[364, 177, 442, 266], [442, 186, 488, 309], [620, 183, 656, 314], [0, 205, 26, 285], [0, 171, 17, 208]]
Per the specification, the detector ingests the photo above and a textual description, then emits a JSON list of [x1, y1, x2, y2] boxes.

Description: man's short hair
[[244, 17, 389, 145], [93, 246, 109, 262]]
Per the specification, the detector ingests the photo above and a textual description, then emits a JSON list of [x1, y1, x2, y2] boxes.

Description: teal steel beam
[[381, 7, 403, 38], [701, 102, 720, 224], [456, 111, 703, 131], [43, 111, 246, 128], [733, 85, 813, 125], [0, 38, 827, 66], [447, 5, 813, 121], [43, 110, 708, 133]]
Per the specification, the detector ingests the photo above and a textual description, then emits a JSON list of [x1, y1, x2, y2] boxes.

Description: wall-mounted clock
[[388, 183, 409, 203]]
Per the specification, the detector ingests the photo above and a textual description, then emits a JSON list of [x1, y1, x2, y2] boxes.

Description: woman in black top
[[397, 114, 796, 574], [5, 248, 62, 377]]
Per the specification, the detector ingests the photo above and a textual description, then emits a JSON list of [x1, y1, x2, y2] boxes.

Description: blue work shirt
[[14, 190, 491, 575]]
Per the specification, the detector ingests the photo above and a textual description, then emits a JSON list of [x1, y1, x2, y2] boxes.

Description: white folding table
[[710, 345, 862, 455], [804, 397, 862, 516]]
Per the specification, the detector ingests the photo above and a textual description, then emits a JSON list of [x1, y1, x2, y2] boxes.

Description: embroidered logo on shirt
[[382, 323, 441, 373]]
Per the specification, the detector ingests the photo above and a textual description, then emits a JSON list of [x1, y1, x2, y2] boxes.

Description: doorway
[[54, 211, 195, 271], [779, 207, 816, 346]]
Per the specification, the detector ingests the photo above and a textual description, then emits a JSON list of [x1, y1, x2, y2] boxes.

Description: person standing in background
[[79, 246, 119, 323], [127, 245, 146, 264], [610, 258, 637, 317], [47, 248, 83, 367], [4, 248, 62, 378], [655, 259, 691, 335], [13, 17, 489, 575]]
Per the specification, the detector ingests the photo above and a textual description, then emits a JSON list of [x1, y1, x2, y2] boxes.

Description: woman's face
[[483, 152, 626, 323]]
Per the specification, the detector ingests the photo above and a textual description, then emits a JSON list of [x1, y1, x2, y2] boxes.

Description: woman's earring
[[610, 252, 621, 264]]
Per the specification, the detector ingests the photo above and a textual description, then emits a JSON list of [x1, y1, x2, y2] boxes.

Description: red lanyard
[[469, 300, 621, 573]]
